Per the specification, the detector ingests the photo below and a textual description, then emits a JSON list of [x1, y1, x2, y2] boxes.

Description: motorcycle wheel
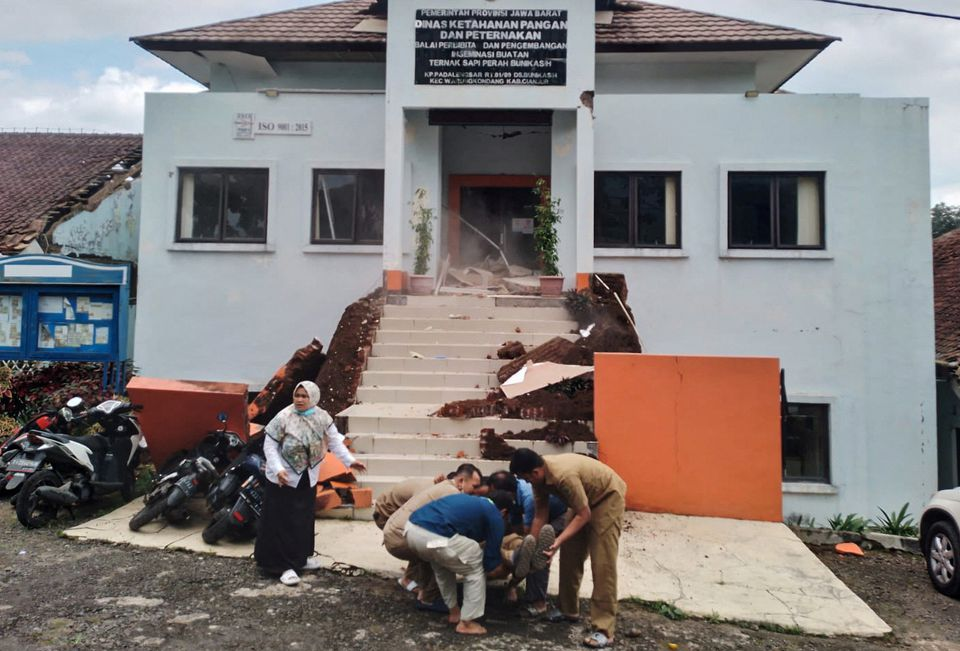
[[15, 470, 61, 528], [202, 509, 233, 545], [128, 498, 168, 531]]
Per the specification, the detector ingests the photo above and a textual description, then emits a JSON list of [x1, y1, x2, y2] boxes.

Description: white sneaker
[[302, 556, 323, 571], [280, 569, 300, 586]]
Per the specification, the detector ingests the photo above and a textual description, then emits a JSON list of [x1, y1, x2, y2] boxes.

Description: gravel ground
[[1, 499, 958, 650]]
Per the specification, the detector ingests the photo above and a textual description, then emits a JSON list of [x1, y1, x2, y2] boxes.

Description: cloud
[[0, 66, 200, 133], [0, 50, 30, 65]]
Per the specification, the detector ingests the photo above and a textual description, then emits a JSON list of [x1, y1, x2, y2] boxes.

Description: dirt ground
[[2, 501, 959, 650]]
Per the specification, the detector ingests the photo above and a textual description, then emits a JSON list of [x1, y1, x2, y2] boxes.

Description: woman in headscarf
[[255, 380, 366, 585]]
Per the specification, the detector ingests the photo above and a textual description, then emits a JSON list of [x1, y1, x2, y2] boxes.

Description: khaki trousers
[[383, 520, 440, 602], [558, 490, 624, 637], [405, 522, 487, 622]]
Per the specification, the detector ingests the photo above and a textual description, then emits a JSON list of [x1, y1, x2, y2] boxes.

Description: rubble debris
[[501, 421, 596, 445], [315, 488, 343, 511], [835, 542, 865, 557], [501, 362, 594, 399], [497, 337, 591, 383], [435, 380, 595, 421], [480, 428, 517, 461], [248, 339, 326, 425], [497, 341, 526, 360]]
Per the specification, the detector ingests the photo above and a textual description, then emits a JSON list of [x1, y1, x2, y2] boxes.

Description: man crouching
[[404, 490, 514, 635]]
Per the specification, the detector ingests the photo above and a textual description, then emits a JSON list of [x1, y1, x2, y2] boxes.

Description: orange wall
[[594, 353, 782, 522]]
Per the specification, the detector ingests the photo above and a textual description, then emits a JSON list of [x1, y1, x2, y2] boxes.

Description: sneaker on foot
[[513, 535, 537, 579], [280, 569, 301, 586], [302, 556, 323, 571], [532, 524, 556, 571]]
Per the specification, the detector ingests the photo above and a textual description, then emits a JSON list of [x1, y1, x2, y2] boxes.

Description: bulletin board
[[0, 255, 130, 389]]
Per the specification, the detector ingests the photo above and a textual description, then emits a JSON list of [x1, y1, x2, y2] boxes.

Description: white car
[[921, 487, 960, 597]]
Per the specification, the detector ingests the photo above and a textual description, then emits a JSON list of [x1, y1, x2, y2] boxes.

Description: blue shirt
[[517, 479, 567, 528], [409, 494, 505, 573]]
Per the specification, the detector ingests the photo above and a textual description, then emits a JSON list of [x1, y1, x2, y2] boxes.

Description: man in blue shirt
[[405, 491, 514, 635]]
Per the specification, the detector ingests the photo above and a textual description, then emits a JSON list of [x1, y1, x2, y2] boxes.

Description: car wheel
[[926, 519, 960, 598]]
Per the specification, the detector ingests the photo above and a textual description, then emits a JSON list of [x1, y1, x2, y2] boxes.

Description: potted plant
[[409, 187, 435, 295], [532, 178, 563, 296]]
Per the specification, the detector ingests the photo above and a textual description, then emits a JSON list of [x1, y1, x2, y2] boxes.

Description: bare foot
[[456, 620, 487, 635], [448, 606, 461, 625]]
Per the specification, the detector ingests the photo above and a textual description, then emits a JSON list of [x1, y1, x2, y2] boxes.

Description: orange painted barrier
[[594, 353, 782, 522], [126, 377, 249, 470]]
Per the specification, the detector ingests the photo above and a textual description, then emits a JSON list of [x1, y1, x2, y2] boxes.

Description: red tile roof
[[0, 133, 142, 254], [133, 0, 835, 51], [934, 229, 960, 362]]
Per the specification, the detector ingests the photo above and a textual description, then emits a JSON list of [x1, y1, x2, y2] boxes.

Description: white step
[[366, 356, 503, 373], [371, 342, 504, 359], [356, 453, 509, 477], [339, 403, 552, 436], [348, 432, 591, 457], [398, 295, 497, 307], [355, 385, 489, 404], [378, 317, 578, 333], [383, 304, 571, 320], [361, 371, 499, 389], [375, 330, 577, 347]]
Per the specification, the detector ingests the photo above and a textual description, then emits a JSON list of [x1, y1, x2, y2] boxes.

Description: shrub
[[410, 187, 435, 276], [869, 503, 919, 537], [0, 362, 117, 422], [827, 513, 868, 533], [532, 178, 562, 277]]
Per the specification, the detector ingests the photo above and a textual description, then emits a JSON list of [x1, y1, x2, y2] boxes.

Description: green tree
[[932, 202, 960, 238]]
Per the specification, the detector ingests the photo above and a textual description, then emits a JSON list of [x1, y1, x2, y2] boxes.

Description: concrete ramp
[[65, 504, 889, 637]]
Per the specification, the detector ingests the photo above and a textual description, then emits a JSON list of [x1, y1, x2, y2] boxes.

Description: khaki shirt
[[383, 479, 459, 539], [373, 477, 434, 523], [535, 454, 626, 514]]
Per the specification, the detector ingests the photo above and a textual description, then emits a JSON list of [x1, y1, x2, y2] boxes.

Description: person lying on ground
[[404, 491, 515, 636], [380, 464, 483, 611], [255, 381, 366, 586], [510, 449, 626, 649], [488, 469, 569, 616]]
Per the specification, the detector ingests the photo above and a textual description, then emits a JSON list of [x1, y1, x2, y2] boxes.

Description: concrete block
[[350, 487, 374, 508]]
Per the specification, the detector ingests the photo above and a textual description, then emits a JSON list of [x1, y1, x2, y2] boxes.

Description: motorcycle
[[128, 413, 243, 531], [202, 433, 265, 544], [13, 399, 144, 528]]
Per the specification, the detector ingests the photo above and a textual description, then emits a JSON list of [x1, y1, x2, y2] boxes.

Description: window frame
[[175, 166, 269, 244], [310, 168, 385, 245], [782, 401, 831, 484], [727, 171, 826, 251], [594, 171, 682, 250]]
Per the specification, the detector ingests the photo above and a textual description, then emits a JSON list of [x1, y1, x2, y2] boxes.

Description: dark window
[[177, 168, 268, 242], [595, 172, 680, 248], [782, 403, 830, 483], [312, 170, 384, 244], [729, 173, 824, 249]]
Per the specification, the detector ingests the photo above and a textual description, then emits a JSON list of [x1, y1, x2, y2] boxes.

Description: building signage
[[233, 113, 313, 139], [414, 9, 567, 86]]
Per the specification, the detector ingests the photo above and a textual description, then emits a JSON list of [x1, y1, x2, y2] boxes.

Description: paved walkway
[[66, 502, 889, 637]]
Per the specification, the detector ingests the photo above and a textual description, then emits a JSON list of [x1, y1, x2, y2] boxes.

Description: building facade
[[133, 0, 936, 520]]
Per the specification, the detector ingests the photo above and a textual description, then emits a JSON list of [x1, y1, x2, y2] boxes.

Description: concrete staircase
[[330, 293, 592, 520]]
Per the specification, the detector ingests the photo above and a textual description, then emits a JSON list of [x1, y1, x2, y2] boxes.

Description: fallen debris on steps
[[247, 339, 327, 425], [497, 340, 526, 360]]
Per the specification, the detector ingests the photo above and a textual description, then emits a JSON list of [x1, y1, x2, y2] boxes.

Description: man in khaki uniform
[[374, 476, 434, 591], [511, 449, 626, 649], [380, 464, 483, 611]]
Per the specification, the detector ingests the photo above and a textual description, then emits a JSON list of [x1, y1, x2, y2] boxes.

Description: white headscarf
[[294, 380, 321, 414]]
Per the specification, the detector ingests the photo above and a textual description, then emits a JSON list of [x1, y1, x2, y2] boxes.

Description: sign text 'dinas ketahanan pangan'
[[414, 8, 567, 86]]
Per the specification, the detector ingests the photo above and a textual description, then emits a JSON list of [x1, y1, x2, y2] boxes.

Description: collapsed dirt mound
[[436, 378, 595, 421], [315, 289, 384, 417], [480, 422, 596, 460]]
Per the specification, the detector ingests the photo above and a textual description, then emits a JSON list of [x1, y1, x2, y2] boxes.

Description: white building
[[132, 0, 936, 521]]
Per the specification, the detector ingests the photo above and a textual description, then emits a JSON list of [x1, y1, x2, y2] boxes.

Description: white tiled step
[[356, 453, 509, 477], [366, 356, 503, 373], [361, 371, 499, 389], [355, 475, 434, 500], [316, 506, 375, 521], [348, 432, 591, 457], [355, 385, 489, 404], [378, 317, 578, 333], [399, 295, 497, 307], [383, 304, 571, 320], [372, 342, 526, 358], [339, 403, 551, 436], [376, 330, 578, 347]]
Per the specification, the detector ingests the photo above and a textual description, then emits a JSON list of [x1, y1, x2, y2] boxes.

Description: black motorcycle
[[128, 413, 243, 531], [13, 400, 144, 528], [202, 455, 265, 544]]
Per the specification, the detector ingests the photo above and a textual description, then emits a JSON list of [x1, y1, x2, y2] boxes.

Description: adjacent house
[[131, 0, 935, 519], [933, 229, 960, 489]]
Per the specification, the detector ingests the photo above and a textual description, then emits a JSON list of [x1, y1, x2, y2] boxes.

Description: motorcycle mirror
[[217, 412, 228, 423], [58, 407, 74, 422], [66, 396, 83, 409], [227, 433, 243, 449]]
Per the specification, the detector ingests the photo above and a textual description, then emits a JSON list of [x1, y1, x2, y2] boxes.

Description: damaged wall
[[51, 178, 141, 262]]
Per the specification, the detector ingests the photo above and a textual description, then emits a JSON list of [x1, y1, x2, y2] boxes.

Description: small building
[[933, 229, 960, 489], [131, 0, 936, 520]]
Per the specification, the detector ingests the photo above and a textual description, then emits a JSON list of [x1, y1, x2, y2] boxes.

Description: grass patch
[[629, 599, 688, 621], [627, 600, 808, 636]]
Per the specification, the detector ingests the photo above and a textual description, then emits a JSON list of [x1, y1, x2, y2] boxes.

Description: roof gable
[[0, 133, 142, 254]]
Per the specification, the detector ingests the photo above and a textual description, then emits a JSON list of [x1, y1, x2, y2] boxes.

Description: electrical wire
[[803, 0, 960, 20]]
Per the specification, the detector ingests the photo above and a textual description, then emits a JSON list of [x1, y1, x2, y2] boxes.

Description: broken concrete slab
[[500, 361, 594, 399]]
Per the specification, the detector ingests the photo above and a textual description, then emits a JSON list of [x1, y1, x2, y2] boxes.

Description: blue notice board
[[0, 255, 130, 389]]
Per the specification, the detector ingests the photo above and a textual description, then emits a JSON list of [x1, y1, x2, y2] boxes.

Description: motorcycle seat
[[41, 431, 108, 454]]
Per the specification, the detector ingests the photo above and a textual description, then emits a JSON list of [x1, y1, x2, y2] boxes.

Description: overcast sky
[[0, 0, 957, 204]]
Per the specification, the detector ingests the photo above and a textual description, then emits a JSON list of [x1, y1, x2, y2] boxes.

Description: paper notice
[[38, 324, 55, 349], [9, 322, 20, 347], [95, 327, 110, 345], [0, 327, 7, 347], [11, 295, 21, 319], [39, 296, 62, 314], [77, 296, 90, 314], [89, 302, 113, 321], [63, 298, 75, 321], [0, 296, 9, 321], [54, 325, 68, 347], [76, 323, 94, 346]]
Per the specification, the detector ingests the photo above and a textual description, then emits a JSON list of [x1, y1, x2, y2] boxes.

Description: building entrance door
[[448, 175, 542, 269]]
